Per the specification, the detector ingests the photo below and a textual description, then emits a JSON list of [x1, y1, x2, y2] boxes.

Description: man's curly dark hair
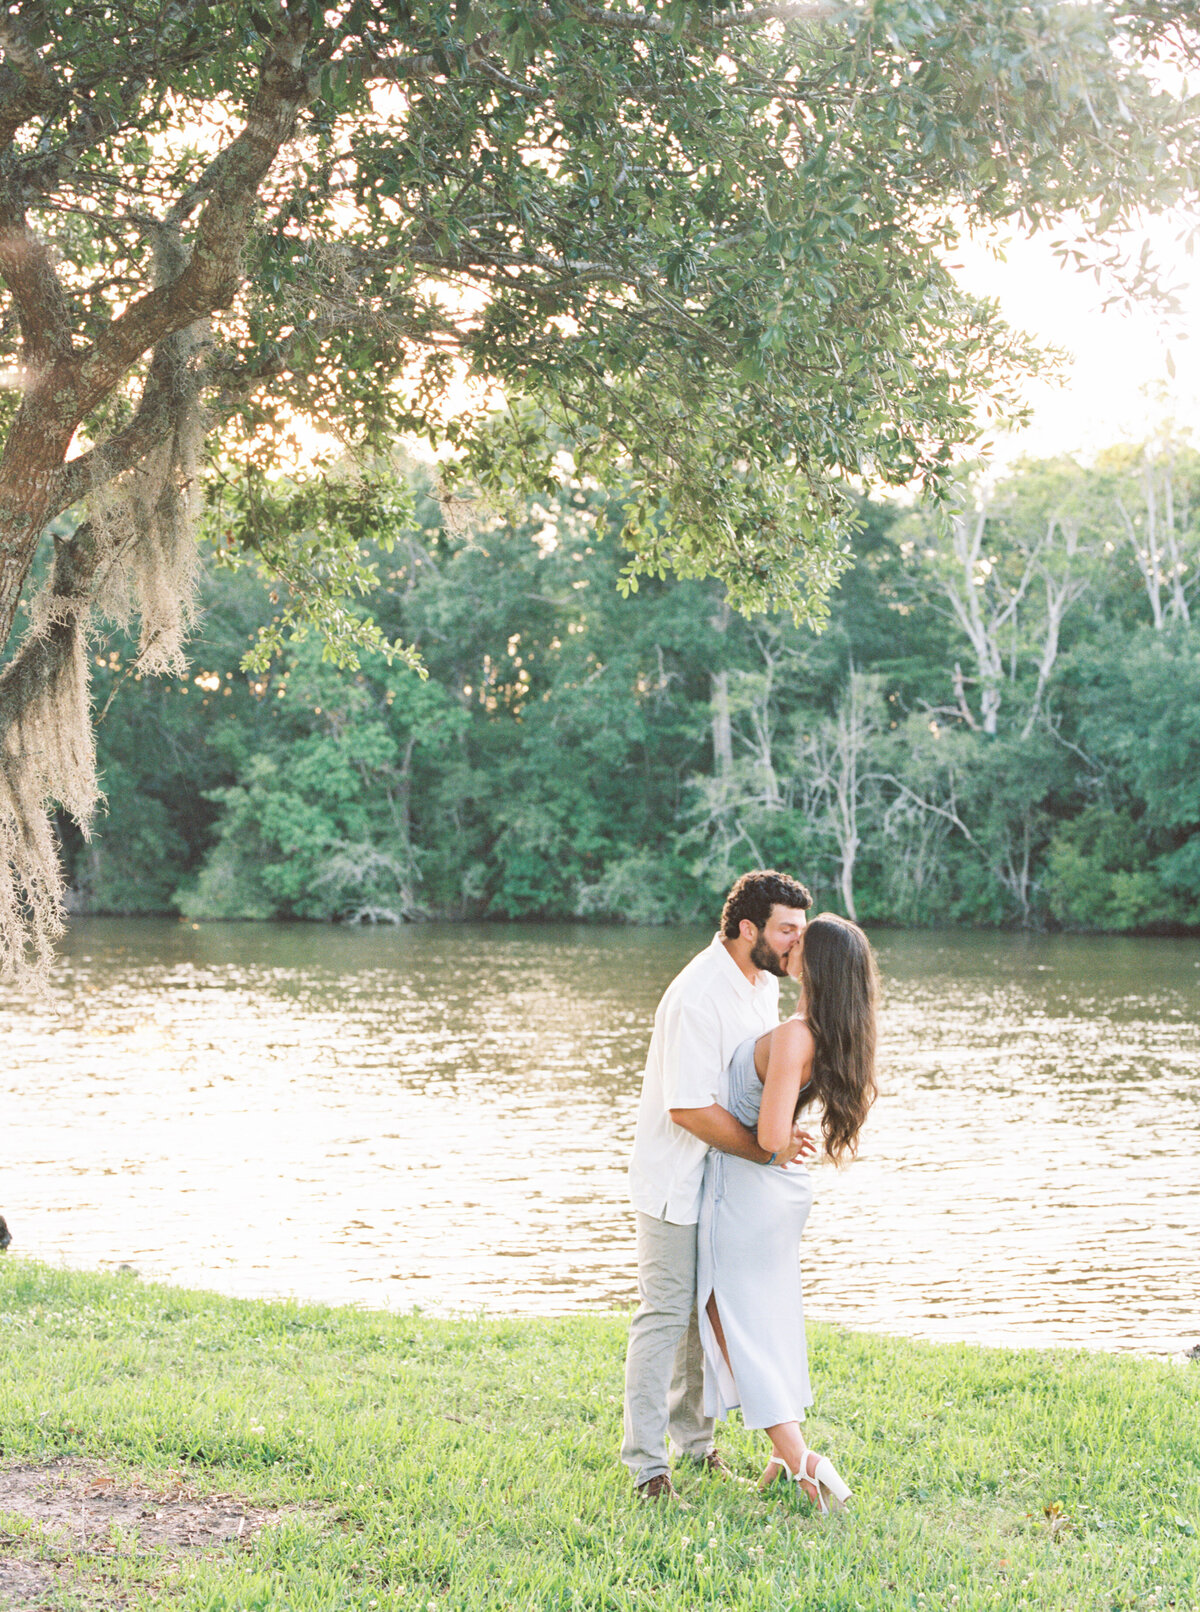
[[720, 869, 813, 938]]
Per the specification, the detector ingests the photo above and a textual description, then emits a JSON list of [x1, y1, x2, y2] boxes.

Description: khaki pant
[[620, 1211, 715, 1485]]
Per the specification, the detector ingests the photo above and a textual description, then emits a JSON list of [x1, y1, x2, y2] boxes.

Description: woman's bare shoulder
[[777, 1014, 814, 1048], [759, 1015, 814, 1064]]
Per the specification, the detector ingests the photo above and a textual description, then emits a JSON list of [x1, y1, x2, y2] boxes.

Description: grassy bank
[[0, 1261, 1196, 1612]]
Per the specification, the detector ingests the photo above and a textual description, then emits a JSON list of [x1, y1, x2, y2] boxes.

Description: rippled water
[[3, 919, 1198, 1356]]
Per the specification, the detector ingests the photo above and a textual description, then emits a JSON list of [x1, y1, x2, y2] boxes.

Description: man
[[621, 868, 815, 1500]]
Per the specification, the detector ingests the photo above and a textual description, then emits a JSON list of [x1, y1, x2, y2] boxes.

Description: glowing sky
[[952, 213, 1200, 465]]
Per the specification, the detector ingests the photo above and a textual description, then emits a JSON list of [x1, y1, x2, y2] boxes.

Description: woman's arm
[[756, 1019, 814, 1154], [670, 1102, 815, 1165], [669, 1103, 775, 1163]]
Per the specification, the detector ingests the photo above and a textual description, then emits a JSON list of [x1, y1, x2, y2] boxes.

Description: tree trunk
[[710, 669, 733, 780], [0, 407, 78, 645], [839, 833, 858, 920], [1116, 484, 1164, 630], [935, 505, 1035, 735], [1162, 461, 1191, 625]]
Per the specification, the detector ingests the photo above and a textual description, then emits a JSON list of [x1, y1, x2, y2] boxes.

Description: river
[[3, 918, 1198, 1356]]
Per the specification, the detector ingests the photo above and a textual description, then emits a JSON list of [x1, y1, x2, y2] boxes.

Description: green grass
[[0, 1259, 1197, 1611]]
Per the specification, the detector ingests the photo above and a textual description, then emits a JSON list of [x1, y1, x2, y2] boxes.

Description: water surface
[[4, 919, 1198, 1356]]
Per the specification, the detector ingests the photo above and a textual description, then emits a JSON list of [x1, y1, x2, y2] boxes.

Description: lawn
[[0, 1260, 1196, 1610]]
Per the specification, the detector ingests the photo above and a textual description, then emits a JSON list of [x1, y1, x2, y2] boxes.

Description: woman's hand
[[779, 1124, 818, 1165]]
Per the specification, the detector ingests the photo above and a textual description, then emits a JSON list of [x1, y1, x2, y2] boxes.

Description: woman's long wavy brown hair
[[795, 912, 879, 1163]]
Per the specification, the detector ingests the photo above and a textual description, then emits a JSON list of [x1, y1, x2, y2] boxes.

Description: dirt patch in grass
[[0, 1457, 299, 1609], [0, 1555, 77, 1612], [0, 1456, 286, 1551]]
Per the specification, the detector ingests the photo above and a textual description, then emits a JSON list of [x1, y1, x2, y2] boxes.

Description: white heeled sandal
[[764, 1451, 852, 1515]]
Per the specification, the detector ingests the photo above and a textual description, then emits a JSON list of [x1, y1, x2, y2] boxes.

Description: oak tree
[[0, 0, 1196, 976]]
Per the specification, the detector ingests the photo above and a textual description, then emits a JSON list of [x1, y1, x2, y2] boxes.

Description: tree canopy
[[64, 439, 1200, 935], [0, 0, 1198, 977]]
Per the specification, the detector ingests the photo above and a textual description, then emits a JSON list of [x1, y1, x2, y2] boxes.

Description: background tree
[[797, 668, 885, 919], [905, 461, 1101, 738], [0, 1, 1198, 975], [50, 441, 1200, 934], [1098, 435, 1200, 630]]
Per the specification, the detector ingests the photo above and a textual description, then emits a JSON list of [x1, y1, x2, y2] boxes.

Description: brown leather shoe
[[692, 1448, 747, 1484], [635, 1473, 680, 1502]]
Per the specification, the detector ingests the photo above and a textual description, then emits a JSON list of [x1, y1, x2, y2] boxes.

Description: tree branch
[[69, 27, 314, 420], [716, 2, 845, 25], [529, 1, 832, 36], [349, 28, 501, 85], [3, 84, 146, 203], [0, 11, 59, 111], [882, 775, 980, 849], [0, 517, 103, 733], [51, 331, 195, 513], [0, 62, 55, 152], [537, 2, 842, 37], [0, 205, 74, 367]]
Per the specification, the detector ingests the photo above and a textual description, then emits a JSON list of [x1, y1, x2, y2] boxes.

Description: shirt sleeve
[[660, 993, 724, 1111]]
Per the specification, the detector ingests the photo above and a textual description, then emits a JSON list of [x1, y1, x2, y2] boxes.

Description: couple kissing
[[621, 869, 879, 1510]]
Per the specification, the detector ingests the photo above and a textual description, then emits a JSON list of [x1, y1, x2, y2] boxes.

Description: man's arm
[[669, 1104, 815, 1164]]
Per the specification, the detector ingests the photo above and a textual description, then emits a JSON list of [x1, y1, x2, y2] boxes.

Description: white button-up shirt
[[628, 934, 780, 1225]]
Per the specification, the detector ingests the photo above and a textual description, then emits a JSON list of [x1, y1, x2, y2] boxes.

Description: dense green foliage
[[0, 1260, 1197, 1611], [4, 1, 1197, 628], [4, 2, 1200, 983], [60, 440, 1200, 933]]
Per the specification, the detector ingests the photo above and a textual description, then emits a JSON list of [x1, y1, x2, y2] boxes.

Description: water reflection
[[3, 920, 1198, 1356]]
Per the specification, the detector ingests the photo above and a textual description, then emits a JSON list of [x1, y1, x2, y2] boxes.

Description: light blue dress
[[697, 1030, 815, 1430]]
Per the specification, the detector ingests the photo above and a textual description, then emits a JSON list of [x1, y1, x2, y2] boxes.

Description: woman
[[697, 911, 879, 1511]]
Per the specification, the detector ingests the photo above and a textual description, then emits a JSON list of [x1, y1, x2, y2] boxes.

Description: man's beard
[[749, 931, 788, 976]]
